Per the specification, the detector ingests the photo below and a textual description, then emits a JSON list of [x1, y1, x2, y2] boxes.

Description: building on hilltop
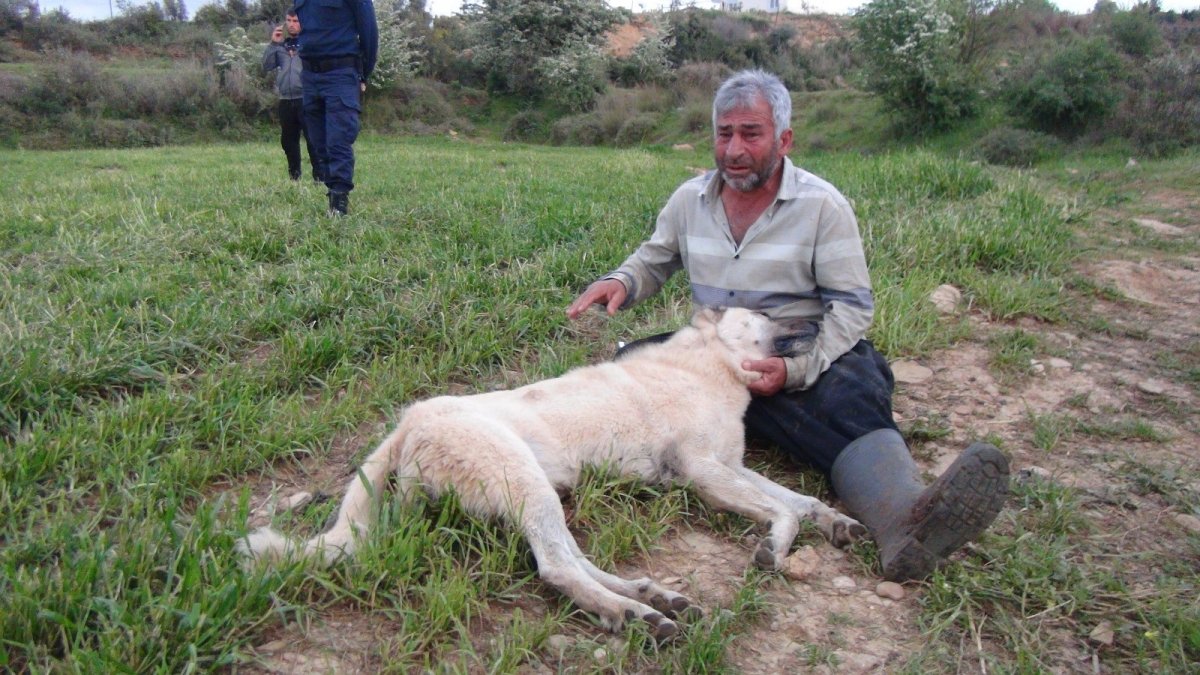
[[713, 0, 788, 12]]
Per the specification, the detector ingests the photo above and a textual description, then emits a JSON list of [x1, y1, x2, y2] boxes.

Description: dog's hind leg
[[735, 467, 867, 548], [240, 423, 416, 566], [515, 490, 681, 640]]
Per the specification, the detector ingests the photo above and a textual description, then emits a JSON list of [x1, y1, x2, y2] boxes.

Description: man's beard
[[719, 144, 781, 193]]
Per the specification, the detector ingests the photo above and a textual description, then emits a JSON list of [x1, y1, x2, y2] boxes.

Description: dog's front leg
[[735, 467, 867, 548], [677, 457, 799, 571]]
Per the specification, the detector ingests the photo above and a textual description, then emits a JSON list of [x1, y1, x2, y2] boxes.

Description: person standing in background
[[292, 0, 378, 216], [262, 10, 321, 183]]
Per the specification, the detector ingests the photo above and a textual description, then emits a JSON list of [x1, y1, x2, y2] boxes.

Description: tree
[[852, 0, 980, 132], [163, 0, 186, 21], [462, 0, 621, 108], [371, 0, 422, 90]]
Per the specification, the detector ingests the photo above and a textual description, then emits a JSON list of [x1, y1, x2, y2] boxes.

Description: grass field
[[2, 136, 1195, 672]]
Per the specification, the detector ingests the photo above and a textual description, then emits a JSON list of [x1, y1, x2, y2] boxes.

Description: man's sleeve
[[261, 44, 281, 73], [605, 189, 687, 309], [781, 198, 874, 391], [354, 0, 379, 81]]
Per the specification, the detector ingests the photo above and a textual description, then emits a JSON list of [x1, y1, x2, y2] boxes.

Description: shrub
[[852, 0, 980, 132], [1003, 37, 1125, 135], [613, 112, 658, 147], [1109, 50, 1200, 155], [609, 15, 674, 87], [1104, 8, 1163, 59], [972, 126, 1062, 167], [503, 109, 548, 142], [550, 112, 605, 146], [671, 60, 731, 102], [678, 98, 710, 134], [464, 0, 620, 104]]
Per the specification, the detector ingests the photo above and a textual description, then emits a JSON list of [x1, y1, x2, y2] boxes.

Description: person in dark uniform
[[262, 10, 320, 182], [293, 0, 378, 216]]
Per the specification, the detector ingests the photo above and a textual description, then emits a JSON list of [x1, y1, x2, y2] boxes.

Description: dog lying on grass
[[239, 307, 865, 639]]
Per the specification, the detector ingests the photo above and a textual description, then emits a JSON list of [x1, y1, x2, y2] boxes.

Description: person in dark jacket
[[262, 10, 321, 182], [292, 0, 378, 216]]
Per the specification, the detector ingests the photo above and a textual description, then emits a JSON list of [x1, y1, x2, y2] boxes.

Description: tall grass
[[1, 136, 1082, 670]]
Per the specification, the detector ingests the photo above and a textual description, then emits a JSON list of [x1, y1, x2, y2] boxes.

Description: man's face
[[285, 14, 301, 36], [714, 97, 793, 193]]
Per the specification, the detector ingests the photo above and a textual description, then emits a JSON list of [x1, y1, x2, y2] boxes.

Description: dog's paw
[[650, 593, 702, 623], [830, 516, 868, 548], [752, 536, 783, 571]]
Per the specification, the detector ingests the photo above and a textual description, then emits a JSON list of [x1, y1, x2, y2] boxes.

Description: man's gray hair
[[712, 70, 792, 140]]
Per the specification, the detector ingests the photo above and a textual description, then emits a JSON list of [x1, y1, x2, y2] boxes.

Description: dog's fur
[[239, 307, 864, 639]]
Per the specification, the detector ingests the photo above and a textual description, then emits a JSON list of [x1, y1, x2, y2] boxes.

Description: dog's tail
[[238, 422, 417, 567]]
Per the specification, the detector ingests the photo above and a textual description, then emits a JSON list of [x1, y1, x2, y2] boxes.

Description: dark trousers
[[617, 335, 898, 476], [301, 67, 361, 194], [278, 98, 319, 180]]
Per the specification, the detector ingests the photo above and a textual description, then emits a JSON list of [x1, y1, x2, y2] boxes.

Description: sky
[[46, 0, 1200, 23]]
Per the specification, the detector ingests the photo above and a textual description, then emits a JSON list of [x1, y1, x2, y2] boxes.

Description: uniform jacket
[[292, 0, 378, 81]]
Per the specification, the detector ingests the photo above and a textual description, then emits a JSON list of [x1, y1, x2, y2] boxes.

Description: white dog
[[239, 307, 865, 639]]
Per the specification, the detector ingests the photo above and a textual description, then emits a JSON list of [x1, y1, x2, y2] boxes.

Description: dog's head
[[693, 307, 779, 363]]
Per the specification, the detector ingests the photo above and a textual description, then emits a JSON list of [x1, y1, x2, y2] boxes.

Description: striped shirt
[[607, 157, 873, 391]]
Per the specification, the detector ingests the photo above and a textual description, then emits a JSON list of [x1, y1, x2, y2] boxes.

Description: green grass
[[0, 134, 1162, 671]]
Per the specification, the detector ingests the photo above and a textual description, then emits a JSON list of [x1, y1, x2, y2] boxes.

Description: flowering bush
[[852, 0, 979, 131]]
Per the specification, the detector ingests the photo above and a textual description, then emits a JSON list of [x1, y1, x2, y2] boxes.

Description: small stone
[[1174, 513, 1200, 534], [672, 143, 694, 151], [929, 284, 962, 314], [1090, 620, 1115, 646], [1030, 361, 1046, 375], [592, 647, 608, 662], [875, 581, 905, 600], [892, 360, 934, 384], [831, 575, 857, 593], [545, 634, 573, 655], [257, 640, 288, 653], [1138, 379, 1168, 395], [1047, 358, 1072, 370], [783, 545, 821, 580], [1018, 466, 1052, 482]]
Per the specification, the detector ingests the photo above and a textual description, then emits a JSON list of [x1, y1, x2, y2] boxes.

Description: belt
[[302, 56, 357, 73]]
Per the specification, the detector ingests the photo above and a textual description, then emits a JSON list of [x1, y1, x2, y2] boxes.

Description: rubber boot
[[831, 428, 1010, 582], [328, 191, 349, 216]]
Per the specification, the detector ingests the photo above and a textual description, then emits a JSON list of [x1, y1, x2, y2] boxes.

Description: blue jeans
[[302, 67, 361, 194]]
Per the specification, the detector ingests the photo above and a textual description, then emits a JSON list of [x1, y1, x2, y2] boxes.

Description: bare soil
[[231, 180, 1198, 673]]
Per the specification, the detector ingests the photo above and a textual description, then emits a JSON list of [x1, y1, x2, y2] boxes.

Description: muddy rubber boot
[[328, 191, 349, 216], [831, 428, 1010, 582]]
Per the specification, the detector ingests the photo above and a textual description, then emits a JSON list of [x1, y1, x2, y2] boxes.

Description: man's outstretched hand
[[566, 278, 628, 320]]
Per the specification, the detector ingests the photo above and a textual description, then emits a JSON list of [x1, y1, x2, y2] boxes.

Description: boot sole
[[883, 443, 1010, 582]]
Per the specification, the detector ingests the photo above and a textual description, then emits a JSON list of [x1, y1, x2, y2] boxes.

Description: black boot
[[831, 429, 1009, 582], [328, 191, 349, 216]]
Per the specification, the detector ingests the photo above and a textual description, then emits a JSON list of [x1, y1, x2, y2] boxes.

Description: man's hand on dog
[[567, 279, 628, 319], [742, 357, 786, 396]]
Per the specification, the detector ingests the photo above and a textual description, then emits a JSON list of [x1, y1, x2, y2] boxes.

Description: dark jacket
[[292, 0, 378, 82], [262, 37, 304, 100]]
